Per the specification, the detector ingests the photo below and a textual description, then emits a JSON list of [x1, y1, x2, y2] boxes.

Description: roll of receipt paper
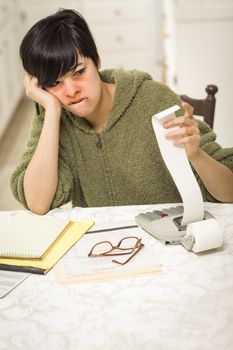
[[152, 105, 204, 226], [186, 218, 223, 253]]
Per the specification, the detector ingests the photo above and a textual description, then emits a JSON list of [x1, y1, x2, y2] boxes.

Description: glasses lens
[[91, 241, 113, 255], [119, 237, 139, 250]]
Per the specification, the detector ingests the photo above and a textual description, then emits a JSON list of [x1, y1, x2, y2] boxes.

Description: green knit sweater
[[11, 69, 233, 209]]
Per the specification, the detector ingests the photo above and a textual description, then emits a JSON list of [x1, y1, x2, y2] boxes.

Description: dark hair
[[20, 9, 99, 87]]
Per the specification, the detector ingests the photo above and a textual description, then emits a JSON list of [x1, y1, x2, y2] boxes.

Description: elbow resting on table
[[23, 182, 55, 215], [27, 202, 51, 216]]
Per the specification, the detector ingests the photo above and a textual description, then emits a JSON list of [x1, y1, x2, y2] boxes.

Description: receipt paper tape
[[152, 105, 204, 226]]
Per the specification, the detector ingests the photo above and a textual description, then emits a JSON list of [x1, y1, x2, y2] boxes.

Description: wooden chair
[[180, 84, 218, 129]]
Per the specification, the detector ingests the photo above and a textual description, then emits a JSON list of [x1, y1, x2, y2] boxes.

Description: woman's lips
[[69, 98, 86, 105]]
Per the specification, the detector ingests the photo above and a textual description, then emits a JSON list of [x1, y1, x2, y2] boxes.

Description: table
[[0, 202, 233, 350]]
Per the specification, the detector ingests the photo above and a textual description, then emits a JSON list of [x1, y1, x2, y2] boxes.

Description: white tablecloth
[[0, 202, 233, 350]]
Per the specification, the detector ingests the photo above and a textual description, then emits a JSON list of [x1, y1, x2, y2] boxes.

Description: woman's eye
[[50, 81, 60, 87], [74, 68, 86, 76], [45, 81, 60, 89]]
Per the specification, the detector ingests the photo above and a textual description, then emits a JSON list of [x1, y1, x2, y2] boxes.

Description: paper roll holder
[[135, 209, 222, 252]]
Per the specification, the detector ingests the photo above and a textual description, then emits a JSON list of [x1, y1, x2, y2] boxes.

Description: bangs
[[34, 29, 79, 87]]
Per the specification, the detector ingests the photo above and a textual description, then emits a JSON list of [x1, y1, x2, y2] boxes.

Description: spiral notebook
[[0, 214, 71, 259], [0, 214, 94, 274]]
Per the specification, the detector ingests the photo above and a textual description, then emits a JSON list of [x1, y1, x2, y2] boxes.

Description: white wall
[[163, 0, 233, 147]]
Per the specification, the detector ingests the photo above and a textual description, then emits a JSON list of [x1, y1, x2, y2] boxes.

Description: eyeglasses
[[88, 236, 144, 265]]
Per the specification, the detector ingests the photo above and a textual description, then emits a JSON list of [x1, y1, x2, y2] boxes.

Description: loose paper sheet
[[55, 225, 161, 283]]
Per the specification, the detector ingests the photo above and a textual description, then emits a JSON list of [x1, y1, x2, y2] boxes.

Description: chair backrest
[[180, 84, 218, 129]]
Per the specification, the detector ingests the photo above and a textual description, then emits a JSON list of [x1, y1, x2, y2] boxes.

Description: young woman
[[11, 9, 233, 214]]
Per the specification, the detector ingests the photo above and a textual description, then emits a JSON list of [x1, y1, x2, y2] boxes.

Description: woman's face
[[46, 56, 102, 118]]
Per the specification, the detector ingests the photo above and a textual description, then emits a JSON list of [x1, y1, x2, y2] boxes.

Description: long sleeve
[[194, 120, 233, 202], [10, 110, 76, 209]]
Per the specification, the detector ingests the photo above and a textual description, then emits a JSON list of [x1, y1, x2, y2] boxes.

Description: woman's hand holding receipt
[[163, 102, 200, 160], [163, 102, 233, 203]]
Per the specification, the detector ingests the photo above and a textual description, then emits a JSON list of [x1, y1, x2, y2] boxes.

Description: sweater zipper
[[96, 134, 103, 149]]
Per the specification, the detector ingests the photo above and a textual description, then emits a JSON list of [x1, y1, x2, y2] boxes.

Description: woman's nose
[[65, 78, 80, 97]]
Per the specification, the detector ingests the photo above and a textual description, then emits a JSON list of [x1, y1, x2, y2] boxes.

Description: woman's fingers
[[182, 101, 193, 118], [165, 125, 199, 140], [23, 74, 39, 96], [164, 115, 196, 129], [22, 74, 62, 111], [162, 102, 201, 158], [173, 133, 200, 146]]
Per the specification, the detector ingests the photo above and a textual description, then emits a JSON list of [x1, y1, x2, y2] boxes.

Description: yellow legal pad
[[0, 219, 94, 274]]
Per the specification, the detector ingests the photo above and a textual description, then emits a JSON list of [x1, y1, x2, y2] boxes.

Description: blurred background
[[0, 0, 233, 210]]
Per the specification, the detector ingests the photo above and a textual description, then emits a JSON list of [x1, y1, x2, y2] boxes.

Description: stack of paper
[[0, 214, 94, 274]]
